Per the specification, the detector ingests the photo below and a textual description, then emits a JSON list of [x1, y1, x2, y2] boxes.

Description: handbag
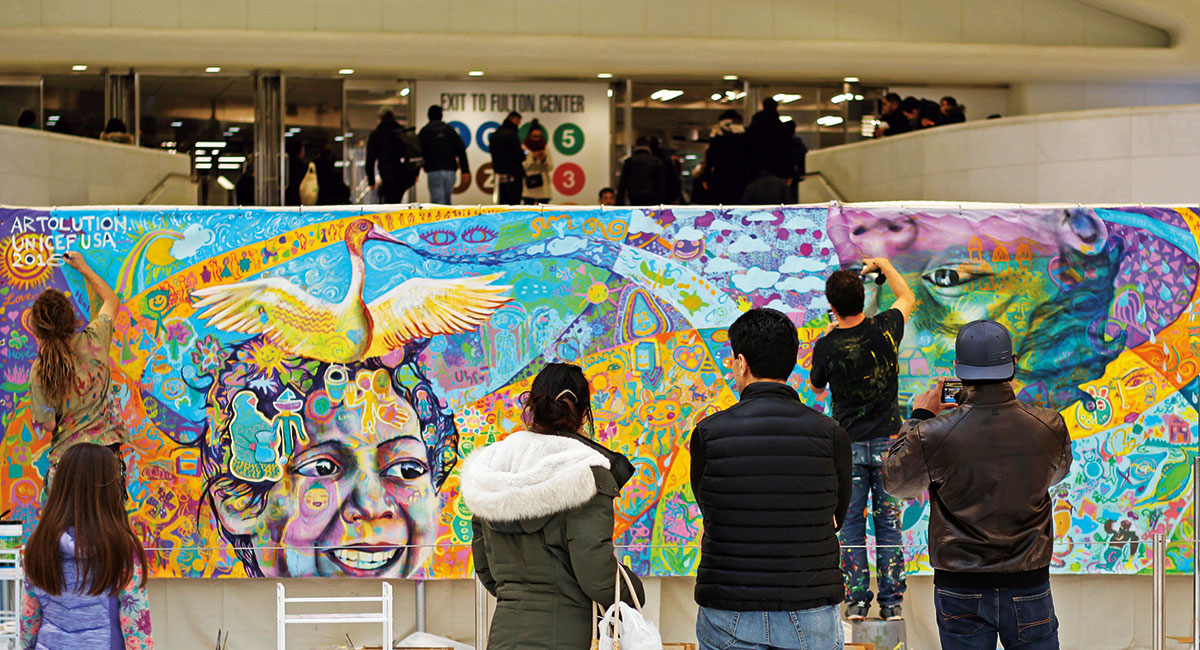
[[524, 173, 544, 189], [592, 564, 662, 650]]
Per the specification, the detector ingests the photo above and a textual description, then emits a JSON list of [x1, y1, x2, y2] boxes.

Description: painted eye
[[922, 267, 984, 288], [461, 226, 497, 244], [296, 457, 340, 478], [384, 459, 429, 481], [419, 229, 457, 246]]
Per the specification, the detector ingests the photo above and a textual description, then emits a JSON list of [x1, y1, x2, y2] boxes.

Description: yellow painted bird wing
[[364, 273, 512, 357], [191, 277, 344, 359]]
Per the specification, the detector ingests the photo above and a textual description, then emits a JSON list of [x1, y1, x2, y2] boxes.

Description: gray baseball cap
[[954, 320, 1015, 381]]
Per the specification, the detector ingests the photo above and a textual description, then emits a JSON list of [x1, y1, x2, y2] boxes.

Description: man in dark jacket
[[940, 96, 967, 124], [418, 104, 469, 204], [617, 136, 666, 205], [884, 320, 1072, 650], [366, 110, 419, 203], [877, 93, 911, 137], [702, 109, 750, 204], [488, 111, 524, 205], [748, 97, 792, 179], [691, 308, 852, 650]]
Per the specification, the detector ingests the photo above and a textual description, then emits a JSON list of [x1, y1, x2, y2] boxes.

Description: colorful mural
[[0, 204, 1196, 578]]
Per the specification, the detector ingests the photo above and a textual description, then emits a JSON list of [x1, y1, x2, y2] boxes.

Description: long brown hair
[[30, 289, 79, 407], [25, 443, 146, 596]]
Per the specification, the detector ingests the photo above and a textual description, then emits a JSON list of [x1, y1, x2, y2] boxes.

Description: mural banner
[[0, 204, 1196, 579]]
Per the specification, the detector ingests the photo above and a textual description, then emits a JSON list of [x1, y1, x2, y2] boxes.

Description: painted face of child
[[248, 369, 437, 577]]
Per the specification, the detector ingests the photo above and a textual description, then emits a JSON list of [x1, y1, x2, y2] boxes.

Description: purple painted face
[[247, 370, 437, 578]]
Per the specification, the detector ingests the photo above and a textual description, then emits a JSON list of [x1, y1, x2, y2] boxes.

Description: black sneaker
[[845, 602, 870, 620], [880, 604, 903, 621]]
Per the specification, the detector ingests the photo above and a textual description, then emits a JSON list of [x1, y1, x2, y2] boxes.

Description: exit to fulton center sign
[[414, 81, 611, 205]]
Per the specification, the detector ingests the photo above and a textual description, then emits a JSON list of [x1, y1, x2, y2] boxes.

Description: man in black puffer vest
[[691, 308, 852, 650]]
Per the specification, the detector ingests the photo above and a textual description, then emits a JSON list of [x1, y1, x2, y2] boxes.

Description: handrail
[[799, 171, 847, 202], [139, 172, 194, 205]]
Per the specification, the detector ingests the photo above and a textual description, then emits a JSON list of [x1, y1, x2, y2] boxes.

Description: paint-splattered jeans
[[839, 438, 906, 607]]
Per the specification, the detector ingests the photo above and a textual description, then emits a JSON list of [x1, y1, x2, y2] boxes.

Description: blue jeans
[[935, 582, 1059, 649], [697, 605, 842, 650], [839, 438, 906, 607], [426, 169, 456, 204]]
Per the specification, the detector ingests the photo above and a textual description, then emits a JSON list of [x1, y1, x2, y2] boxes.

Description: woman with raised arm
[[28, 252, 127, 483]]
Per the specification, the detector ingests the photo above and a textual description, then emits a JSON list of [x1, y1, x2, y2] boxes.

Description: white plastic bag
[[594, 564, 662, 650]]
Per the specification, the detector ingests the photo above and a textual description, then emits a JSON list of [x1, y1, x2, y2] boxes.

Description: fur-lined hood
[[460, 430, 611, 522]]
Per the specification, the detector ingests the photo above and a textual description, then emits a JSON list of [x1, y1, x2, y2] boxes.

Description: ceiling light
[[170, 120, 183, 127], [732, 90, 746, 100], [400, 88, 410, 97], [216, 175, 236, 190], [843, 76, 859, 83], [195, 140, 227, 148], [194, 156, 212, 163], [650, 89, 684, 102], [284, 132, 294, 137], [205, 67, 221, 73], [723, 75, 738, 81], [773, 93, 802, 104], [855, 94, 864, 100], [468, 70, 485, 77], [334, 136, 344, 142], [607, 89, 613, 98], [217, 163, 240, 170], [195, 163, 213, 169], [71, 65, 88, 71], [228, 126, 240, 132], [817, 115, 844, 127], [338, 68, 354, 75], [343, 131, 353, 137], [47, 115, 60, 121], [780, 115, 793, 122], [219, 155, 246, 163], [831, 93, 849, 104], [597, 73, 613, 79], [711, 93, 722, 101]]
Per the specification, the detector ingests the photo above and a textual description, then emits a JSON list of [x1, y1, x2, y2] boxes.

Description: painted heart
[[673, 344, 705, 372]]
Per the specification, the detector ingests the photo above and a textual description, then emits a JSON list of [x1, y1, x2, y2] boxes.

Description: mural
[[0, 204, 1196, 578]]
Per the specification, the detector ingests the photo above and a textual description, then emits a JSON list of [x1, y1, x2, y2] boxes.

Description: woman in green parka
[[461, 363, 645, 650]]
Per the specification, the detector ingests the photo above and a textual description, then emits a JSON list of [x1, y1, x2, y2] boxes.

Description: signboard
[[413, 81, 611, 205]]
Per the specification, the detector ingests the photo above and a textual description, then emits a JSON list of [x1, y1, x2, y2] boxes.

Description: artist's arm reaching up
[[862, 257, 916, 321], [64, 252, 119, 321]]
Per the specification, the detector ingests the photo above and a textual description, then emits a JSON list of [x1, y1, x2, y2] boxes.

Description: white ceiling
[[0, 0, 1198, 85]]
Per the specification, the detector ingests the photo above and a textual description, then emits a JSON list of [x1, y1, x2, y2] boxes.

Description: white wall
[[144, 574, 1195, 649], [0, 126, 194, 206], [805, 103, 1200, 204], [1010, 82, 1200, 114]]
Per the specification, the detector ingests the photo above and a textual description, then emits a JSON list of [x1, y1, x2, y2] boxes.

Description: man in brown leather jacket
[[883, 320, 1072, 650]]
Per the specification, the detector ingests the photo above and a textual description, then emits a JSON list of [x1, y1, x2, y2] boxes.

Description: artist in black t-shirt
[[810, 258, 915, 622]]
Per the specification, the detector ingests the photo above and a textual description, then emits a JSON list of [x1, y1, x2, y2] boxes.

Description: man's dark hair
[[427, 105, 443, 121], [825, 270, 865, 317], [718, 109, 743, 123], [635, 135, 651, 147], [884, 92, 901, 103], [505, 111, 521, 125], [728, 308, 798, 381], [941, 96, 958, 107], [762, 97, 778, 111], [599, 187, 615, 198], [379, 110, 395, 122], [901, 97, 921, 113]]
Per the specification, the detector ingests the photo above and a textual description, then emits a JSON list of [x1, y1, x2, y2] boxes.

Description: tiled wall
[[0, 126, 193, 206], [0, 0, 1169, 46], [806, 103, 1200, 204]]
